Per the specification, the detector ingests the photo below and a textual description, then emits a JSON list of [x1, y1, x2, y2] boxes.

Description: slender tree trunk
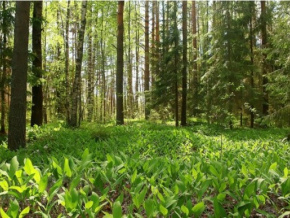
[[8, 2, 30, 150], [69, 1, 87, 127], [1, 1, 7, 134], [181, 1, 187, 126], [144, 1, 150, 120], [31, 1, 43, 126], [65, 0, 71, 123], [249, 2, 255, 128], [135, 3, 139, 114], [151, 2, 155, 85], [192, 0, 198, 116], [261, 0, 269, 116], [174, 2, 179, 127], [155, 2, 160, 77], [127, 1, 133, 118], [116, 1, 124, 125]]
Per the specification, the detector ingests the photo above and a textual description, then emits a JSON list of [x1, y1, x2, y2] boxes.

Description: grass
[[0, 121, 289, 217]]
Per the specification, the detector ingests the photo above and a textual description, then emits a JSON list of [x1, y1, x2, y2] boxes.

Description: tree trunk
[[1, 1, 7, 134], [69, 1, 87, 127], [31, 1, 43, 127], [144, 1, 150, 120], [261, 1, 269, 116], [181, 1, 187, 126], [116, 1, 124, 125], [192, 0, 198, 116], [249, 2, 255, 128], [8, 2, 30, 150], [65, 0, 71, 123], [174, 2, 179, 127]]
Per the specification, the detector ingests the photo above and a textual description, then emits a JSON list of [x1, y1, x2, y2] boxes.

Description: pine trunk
[[8, 2, 30, 150], [181, 1, 187, 126], [144, 1, 150, 120]]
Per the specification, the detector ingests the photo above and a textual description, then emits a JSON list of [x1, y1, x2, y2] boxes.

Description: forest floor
[[0, 121, 289, 217]]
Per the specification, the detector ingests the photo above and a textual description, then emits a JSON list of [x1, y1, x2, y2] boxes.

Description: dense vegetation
[[0, 1, 290, 217], [0, 122, 290, 217]]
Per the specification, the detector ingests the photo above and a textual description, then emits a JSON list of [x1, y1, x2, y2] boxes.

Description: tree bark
[[1, 1, 7, 134], [8, 2, 30, 150], [69, 1, 87, 127], [192, 1, 198, 116], [181, 1, 187, 126], [261, 0, 269, 116], [65, 0, 71, 123], [116, 1, 124, 125], [144, 1, 150, 120], [31, 1, 43, 127]]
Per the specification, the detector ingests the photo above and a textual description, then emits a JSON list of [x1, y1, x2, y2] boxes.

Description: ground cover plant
[[0, 122, 289, 217]]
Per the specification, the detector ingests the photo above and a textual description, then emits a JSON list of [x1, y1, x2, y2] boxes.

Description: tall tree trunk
[[1, 1, 7, 134], [249, 2, 255, 128], [181, 1, 187, 126], [151, 2, 155, 85], [8, 2, 30, 150], [127, 1, 133, 118], [192, 0, 198, 116], [174, 2, 179, 127], [135, 2, 140, 114], [155, 2, 160, 77], [69, 1, 87, 127], [65, 0, 71, 123], [144, 1, 150, 120], [261, 0, 269, 116], [87, 5, 94, 122], [116, 1, 124, 125], [31, 1, 43, 126]]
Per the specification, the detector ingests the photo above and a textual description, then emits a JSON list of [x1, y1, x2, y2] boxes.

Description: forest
[[0, 0, 289, 217]]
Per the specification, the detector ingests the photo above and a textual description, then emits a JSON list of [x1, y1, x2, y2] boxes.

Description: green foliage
[[0, 122, 289, 216]]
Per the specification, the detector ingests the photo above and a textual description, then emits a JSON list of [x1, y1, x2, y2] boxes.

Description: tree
[[69, 1, 87, 127], [8, 2, 30, 150], [116, 1, 124, 125], [31, 1, 43, 127], [144, 1, 150, 120], [181, 1, 187, 126]]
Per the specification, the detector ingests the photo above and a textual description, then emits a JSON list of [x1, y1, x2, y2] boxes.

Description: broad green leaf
[[131, 169, 137, 184], [64, 158, 72, 178], [192, 202, 205, 217], [144, 199, 155, 217], [284, 167, 288, 178], [19, 206, 30, 218], [24, 158, 34, 175], [213, 198, 226, 218], [0, 180, 8, 191], [85, 201, 93, 209], [0, 208, 9, 218], [7, 200, 19, 218], [269, 162, 277, 171], [181, 205, 189, 216], [113, 201, 122, 218], [9, 156, 19, 178], [159, 205, 168, 216], [39, 174, 48, 193]]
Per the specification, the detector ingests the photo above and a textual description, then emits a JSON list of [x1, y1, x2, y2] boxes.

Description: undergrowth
[[0, 121, 289, 217]]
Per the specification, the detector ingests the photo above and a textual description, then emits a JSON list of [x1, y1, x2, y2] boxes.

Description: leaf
[[269, 162, 277, 171], [19, 206, 30, 218], [279, 211, 290, 218], [82, 148, 90, 161], [131, 169, 137, 184], [64, 158, 72, 178], [39, 174, 48, 193], [24, 158, 34, 175], [181, 205, 189, 216], [0, 180, 8, 191], [0, 208, 10, 218], [9, 156, 19, 178], [113, 201, 122, 218], [213, 197, 226, 218], [7, 200, 19, 218], [144, 199, 155, 217], [284, 167, 288, 178], [192, 202, 205, 217], [159, 204, 168, 216], [85, 201, 94, 209]]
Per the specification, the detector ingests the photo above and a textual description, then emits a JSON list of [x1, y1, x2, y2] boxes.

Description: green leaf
[[82, 148, 90, 161], [19, 206, 30, 218], [9, 156, 19, 178], [7, 200, 19, 218], [0, 180, 8, 191], [213, 197, 226, 218], [131, 169, 137, 184], [24, 158, 34, 175], [192, 202, 205, 217], [85, 201, 94, 209], [113, 201, 122, 218], [269, 162, 277, 171], [181, 205, 189, 216], [64, 158, 72, 178], [0, 208, 10, 218], [39, 174, 48, 193], [284, 167, 289, 178], [159, 204, 168, 216], [144, 199, 155, 217], [279, 211, 290, 218]]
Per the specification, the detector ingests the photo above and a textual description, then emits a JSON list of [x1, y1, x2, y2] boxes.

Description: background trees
[[2, 1, 289, 149]]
